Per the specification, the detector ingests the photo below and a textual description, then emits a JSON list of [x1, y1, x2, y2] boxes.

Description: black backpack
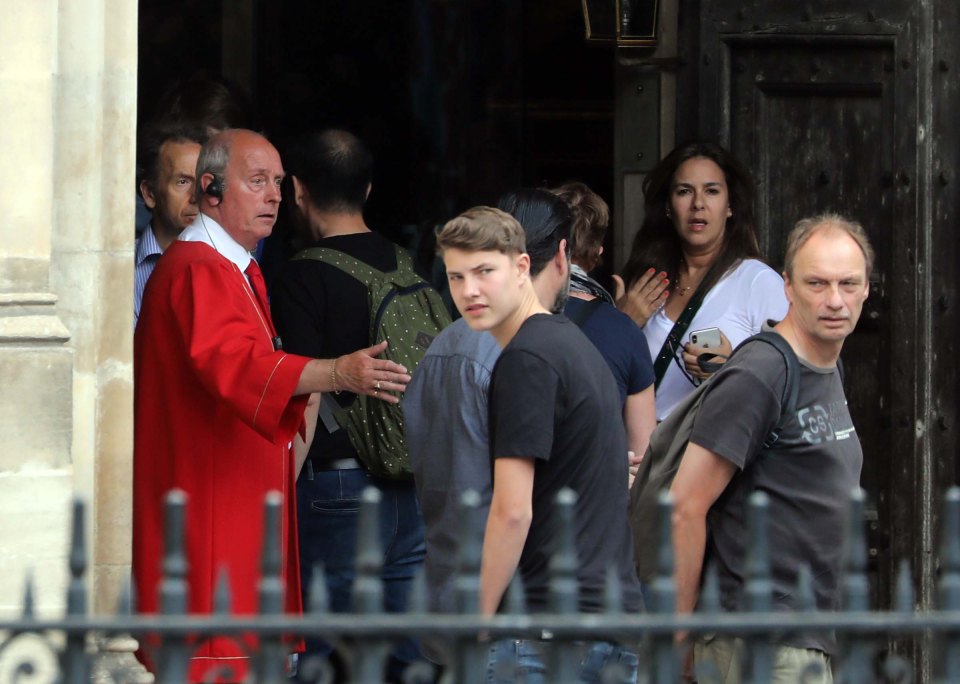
[[293, 244, 451, 478], [628, 331, 801, 583]]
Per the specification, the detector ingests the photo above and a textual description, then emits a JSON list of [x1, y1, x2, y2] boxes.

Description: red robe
[[133, 240, 311, 682]]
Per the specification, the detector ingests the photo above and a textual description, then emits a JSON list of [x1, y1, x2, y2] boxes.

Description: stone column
[[0, 1, 74, 618], [51, 0, 138, 614], [0, 0, 137, 620]]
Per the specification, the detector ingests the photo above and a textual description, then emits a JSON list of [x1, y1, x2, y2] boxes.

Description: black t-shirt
[[690, 340, 862, 654], [270, 231, 398, 464], [489, 314, 643, 613]]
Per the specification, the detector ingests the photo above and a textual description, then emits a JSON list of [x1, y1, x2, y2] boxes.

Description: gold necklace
[[676, 263, 692, 296]]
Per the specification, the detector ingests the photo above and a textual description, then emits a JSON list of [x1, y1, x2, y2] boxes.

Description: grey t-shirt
[[402, 318, 501, 614], [690, 339, 862, 654]]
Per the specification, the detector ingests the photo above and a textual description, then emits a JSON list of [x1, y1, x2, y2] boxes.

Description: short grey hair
[[194, 130, 233, 203], [784, 213, 875, 279]]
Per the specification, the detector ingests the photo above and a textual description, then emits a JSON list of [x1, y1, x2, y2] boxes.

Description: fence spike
[[351, 488, 390, 684], [258, 491, 284, 616], [698, 562, 720, 614], [549, 488, 579, 615], [116, 574, 134, 616], [548, 489, 582, 682], [649, 492, 678, 684], [604, 566, 623, 615], [255, 491, 287, 684], [651, 491, 676, 615], [353, 486, 384, 614], [940, 487, 960, 680], [308, 563, 329, 614], [160, 489, 189, 615], [939, 487, 960, 608], [157, 489, 190, 684], [62, 497, 91, 683], [796, 564, 815, 612], [743, 491, 772, 684], [456, 489, 483, 614], [895, 559, 914, 614], [842, 487, 869, 612], [409, 568, 428, 614], [505, 572, 526, 616], [745, 491, 771, 613], [67, 497, 87, 616], [453, 490, 488, 684], [213, 566, 232, 615], [21, 570, 35, 619], [840, 488, 873, 684]]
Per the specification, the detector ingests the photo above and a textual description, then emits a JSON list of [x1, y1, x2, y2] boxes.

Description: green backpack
[[293, 244, 452, 478]]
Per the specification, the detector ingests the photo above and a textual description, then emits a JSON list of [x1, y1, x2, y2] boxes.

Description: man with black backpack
[[668, 214, 873, 682], [271, 130, 449, 682]]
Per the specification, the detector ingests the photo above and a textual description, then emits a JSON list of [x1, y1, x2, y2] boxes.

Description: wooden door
[[675, 0, 948, 630]]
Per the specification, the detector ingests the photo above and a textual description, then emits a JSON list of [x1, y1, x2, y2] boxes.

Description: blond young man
[[437, 202, 642, 684]]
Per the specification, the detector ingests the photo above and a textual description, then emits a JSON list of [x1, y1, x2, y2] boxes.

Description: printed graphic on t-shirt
[[796, 398, 855, 445]]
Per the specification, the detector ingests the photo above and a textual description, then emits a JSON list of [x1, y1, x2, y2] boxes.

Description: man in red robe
[[133, 129, 410, 682]]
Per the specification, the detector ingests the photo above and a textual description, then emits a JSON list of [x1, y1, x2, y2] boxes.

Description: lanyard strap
[[652, 286, 708, 390]]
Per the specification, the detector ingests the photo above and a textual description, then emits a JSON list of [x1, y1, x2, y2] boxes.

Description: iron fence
[[3, 485, 960, 683]]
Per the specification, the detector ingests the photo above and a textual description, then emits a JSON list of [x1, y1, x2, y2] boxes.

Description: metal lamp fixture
[[581, 0, 659, 46]]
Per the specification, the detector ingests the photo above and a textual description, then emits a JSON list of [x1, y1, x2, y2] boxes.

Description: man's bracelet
[[331, 358, 341, 394]]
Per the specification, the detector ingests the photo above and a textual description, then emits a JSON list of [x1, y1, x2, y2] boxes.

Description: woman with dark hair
[[616, 141, 788, 420]]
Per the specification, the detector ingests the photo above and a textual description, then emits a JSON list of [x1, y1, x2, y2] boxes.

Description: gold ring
[[375, 380, 381, 391]]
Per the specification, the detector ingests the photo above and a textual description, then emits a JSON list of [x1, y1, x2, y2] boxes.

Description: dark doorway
[[138, 0, 618, 271]]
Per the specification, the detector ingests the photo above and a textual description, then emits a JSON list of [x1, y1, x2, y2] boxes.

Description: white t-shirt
[[644, 258, 789, 420]]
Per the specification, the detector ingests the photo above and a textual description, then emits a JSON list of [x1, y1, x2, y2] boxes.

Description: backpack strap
[[292, 244, 422, 289], [567, 298, 604, 328], [731, 331, 800, 447]]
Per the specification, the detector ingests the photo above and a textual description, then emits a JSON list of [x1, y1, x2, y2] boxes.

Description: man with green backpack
[[271, 130, 450, 682]]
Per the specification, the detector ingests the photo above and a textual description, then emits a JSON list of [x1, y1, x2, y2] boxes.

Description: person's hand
[[682, 330, 732, 381], [612, 268, 670, 328], [334, 340, 411, 404], [627, 450, 643, 489]]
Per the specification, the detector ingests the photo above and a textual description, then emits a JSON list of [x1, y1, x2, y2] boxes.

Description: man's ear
[[292, 176, 309, 212], [199, 172, 219, 206], [782, 271, 794, 305], [139, 179, 157, 210], [556, 238, 570, 273], [515, 252, 531, 279]]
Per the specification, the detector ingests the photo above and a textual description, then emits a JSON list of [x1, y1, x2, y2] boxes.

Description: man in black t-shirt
[[671, 214, 874, 682], [436, 194, 643, 684]]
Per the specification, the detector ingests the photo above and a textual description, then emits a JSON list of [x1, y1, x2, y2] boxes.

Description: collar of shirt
[[134, 223, 164, 267], [179, 212, 253, 272]]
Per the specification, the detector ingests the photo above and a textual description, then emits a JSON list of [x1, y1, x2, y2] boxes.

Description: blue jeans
[[296, 467, 426, 679], [486, 639, 639, 684]]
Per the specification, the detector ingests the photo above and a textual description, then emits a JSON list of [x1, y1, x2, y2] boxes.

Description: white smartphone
[[689, 327, 722, 348]]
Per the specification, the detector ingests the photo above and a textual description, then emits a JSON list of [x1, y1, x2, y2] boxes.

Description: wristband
[[331, 358, 341, 394]]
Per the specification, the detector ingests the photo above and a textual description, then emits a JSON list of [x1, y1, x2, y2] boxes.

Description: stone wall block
[[0, 473, 71, 617], [0, 346, 73, 471]]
